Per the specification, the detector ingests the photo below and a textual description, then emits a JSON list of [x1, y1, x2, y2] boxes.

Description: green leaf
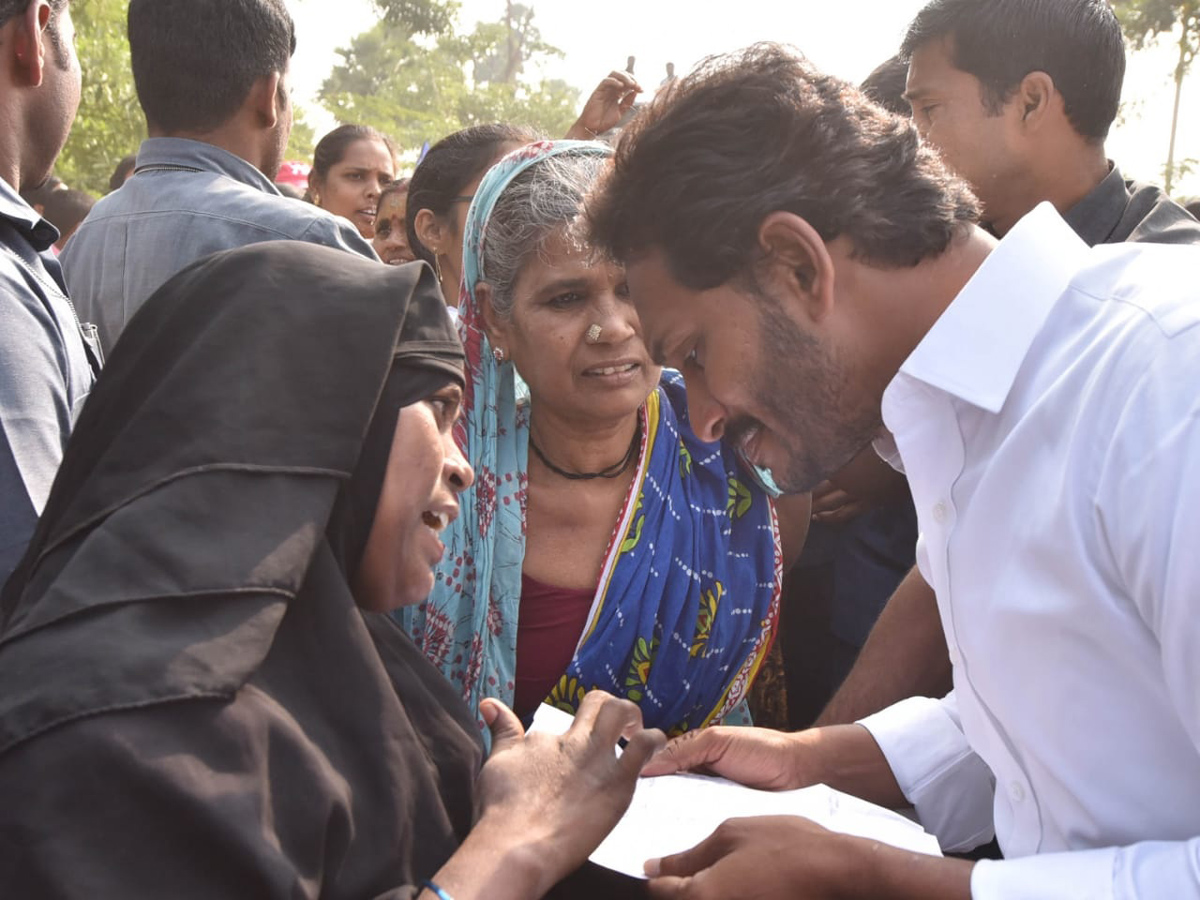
[[56, 0, 146, 196], [317, 5, 580, 155]]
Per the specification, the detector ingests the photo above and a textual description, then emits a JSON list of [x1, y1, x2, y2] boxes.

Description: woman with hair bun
[[309, 124, 398, 240]]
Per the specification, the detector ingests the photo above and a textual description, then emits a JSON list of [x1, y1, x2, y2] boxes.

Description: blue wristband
[[420, 879, 454, 900]]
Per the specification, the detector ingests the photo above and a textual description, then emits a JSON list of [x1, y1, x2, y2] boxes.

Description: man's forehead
[[625, 247, 689, 289], [905, 36, 970, 92], [625, 253, 702, 365], [625, 252, 695, 317]]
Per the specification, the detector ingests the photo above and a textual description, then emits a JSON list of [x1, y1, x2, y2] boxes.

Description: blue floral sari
[[396, 141, 781, 737]]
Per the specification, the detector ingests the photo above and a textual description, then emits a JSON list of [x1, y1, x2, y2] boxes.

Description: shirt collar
[[1061, 161, 1126, 247], [0, 178, 60, 251], [891, 202, 1090, 415], [134, 138, 280, 195]]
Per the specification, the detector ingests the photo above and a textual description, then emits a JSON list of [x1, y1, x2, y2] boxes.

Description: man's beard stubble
[[746, 294, 882, 495]]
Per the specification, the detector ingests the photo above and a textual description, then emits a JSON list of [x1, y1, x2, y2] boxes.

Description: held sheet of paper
[[530, 704, 942, 880]]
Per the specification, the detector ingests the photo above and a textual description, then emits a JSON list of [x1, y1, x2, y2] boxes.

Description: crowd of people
[[1, 0, 1198, 897]]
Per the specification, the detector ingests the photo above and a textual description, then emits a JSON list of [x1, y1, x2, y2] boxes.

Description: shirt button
[[932, 501, 948, 523], [1008, 781, 1026, 803]]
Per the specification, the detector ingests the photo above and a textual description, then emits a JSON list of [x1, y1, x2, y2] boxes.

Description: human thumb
[[480, 698, 525, 753]]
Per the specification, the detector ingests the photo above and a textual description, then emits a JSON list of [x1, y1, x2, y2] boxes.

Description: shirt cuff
[[859, 694, 995, 852], [972, 848, 1115, 900]]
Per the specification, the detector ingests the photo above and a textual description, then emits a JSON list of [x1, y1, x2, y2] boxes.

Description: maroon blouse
[[513, 572, 595, 719]]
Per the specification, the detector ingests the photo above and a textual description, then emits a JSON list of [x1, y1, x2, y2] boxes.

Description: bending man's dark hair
[[109, 153, 137, 192], [42, 188, 94, 236], [589, 44, 978, 291], [861, 55, 911, 116], [405, 123, 539, 268], [128, 0, 296, 134], [307, 124, 398, 201], [900, 0, 1124, 142]]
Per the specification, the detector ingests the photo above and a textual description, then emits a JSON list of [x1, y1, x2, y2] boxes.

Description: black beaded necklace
[[529, 417, 642, 481]]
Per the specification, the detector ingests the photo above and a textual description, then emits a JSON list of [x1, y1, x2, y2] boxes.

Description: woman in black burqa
[[0, 242, 661, 899]]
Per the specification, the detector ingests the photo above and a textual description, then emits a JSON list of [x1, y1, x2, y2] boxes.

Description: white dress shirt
[[859, 204, 1200, 899]]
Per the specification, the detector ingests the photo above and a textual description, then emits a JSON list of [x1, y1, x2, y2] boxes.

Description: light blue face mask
[[746, 460, 784, 499]]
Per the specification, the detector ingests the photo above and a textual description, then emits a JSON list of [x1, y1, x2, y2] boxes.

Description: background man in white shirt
[[590, 41, 1200, 900]]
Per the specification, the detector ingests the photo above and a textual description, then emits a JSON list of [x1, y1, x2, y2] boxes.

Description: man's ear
[[756, 211, 836, 324], [249, 71, 283, 129], [413, 207, 447, 257], [10, 1, 52, 88], [1015, 71, 1055, 130]]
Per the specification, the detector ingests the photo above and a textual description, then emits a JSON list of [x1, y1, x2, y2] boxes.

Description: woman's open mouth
[[422, 510, 449, 531], [582, 360, 642, 386]]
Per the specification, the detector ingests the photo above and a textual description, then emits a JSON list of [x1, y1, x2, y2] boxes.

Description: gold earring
[[434, 255, 444, 284]]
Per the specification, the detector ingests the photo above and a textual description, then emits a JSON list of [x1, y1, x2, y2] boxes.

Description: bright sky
[[289, 0, 1200, 198]]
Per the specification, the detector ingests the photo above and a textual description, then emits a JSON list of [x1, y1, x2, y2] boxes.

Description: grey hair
[[479, 151, 610, 319]]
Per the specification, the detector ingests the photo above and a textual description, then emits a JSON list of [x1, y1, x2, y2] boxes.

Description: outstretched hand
[[640, 724, 822, 791], [646, 815, 858, 898], [645, 816, 973, 900], [473, 691, 665, 894], [565, 70, 642, 139]]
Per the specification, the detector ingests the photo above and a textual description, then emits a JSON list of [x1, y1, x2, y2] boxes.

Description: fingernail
[[644, 858, 661, 877]]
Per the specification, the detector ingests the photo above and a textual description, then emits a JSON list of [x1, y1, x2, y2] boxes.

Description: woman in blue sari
[[398, 141, 809, 737]]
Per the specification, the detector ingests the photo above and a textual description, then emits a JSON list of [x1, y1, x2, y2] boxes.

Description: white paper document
[[530, 704, 942, 880]]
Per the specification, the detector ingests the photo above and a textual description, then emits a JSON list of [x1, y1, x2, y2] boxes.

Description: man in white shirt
[[589, 43, 1200, 899]]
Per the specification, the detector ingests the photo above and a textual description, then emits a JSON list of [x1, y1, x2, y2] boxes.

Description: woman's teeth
[[588, 363, 637, 376], [422, 511, 448, 531]]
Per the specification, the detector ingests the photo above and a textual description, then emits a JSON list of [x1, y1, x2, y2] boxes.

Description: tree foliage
[[1113, 0, 1200, 191], [319, 2, 580, 155], [285, 109, 317, 163], [371, 0, 461, 36], [1114, 0, 1200, 52], [56, 0, 146, 196]]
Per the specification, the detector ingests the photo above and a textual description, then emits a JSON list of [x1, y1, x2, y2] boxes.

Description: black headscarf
[[0, 243, 485, 898], [326, 331, 466, 582], [0, 239, 464, 760]]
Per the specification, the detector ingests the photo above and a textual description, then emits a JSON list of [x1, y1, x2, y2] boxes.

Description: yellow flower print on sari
[[547, 674, 588, 714], [620, 493, 645, 555], [679, 443, 693, 478], [727, 476, 753, 519], [690, 581, 725, 658], [625, 635, 661, 703]]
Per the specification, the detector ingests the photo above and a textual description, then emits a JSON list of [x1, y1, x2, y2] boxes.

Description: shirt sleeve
[[1097, 327, 1200, 761], [858, 692, 996, 853], [0, 266, 73, 582], [301, 214, 380, 262], [1073, 320, 1200, 900], [972, 840, 1200, 899]]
